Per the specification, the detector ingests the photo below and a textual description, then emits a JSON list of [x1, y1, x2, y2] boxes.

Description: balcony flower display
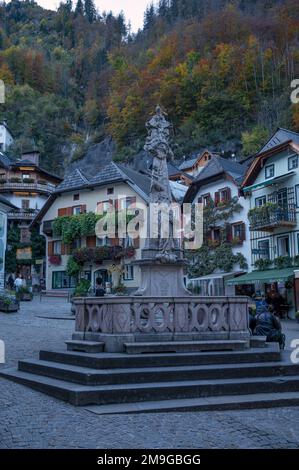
[[48, 254, 62, 265]]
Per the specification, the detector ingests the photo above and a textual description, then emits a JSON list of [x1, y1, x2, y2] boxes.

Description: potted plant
[[0, 292, 19, 312], [295, 311, 299, 323], [17, 286, 33, 301]]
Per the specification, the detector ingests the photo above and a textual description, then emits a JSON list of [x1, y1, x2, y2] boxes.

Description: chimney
[[21, 151, 40, 166]]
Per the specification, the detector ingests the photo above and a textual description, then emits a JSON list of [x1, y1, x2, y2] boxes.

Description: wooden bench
[[40, 290, 72, 302]]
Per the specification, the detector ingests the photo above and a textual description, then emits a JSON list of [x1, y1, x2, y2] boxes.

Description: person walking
[[14, 274, 23, 293]]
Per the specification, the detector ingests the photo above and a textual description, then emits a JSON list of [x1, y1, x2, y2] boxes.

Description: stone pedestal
[[133, 259, 191, 296]]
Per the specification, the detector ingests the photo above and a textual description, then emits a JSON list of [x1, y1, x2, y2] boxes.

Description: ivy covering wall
[[187, 196, 248, 278], [5, 224, 45, 274]]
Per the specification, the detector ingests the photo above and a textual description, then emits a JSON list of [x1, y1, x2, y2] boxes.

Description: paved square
[[0, 297, 299, 449]]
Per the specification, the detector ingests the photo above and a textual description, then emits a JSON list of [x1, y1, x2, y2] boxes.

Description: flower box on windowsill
[[49, 255, 62, 266]]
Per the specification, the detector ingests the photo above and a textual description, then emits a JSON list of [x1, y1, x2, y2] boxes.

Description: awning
[[189, 272, 244, 282], [225, 268, 295, 286], [243, 171, 295, 193]]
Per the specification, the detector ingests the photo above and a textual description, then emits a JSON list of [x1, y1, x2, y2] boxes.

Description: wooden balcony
[[7, 209, 39, 220], [0, 181, 56, 194]]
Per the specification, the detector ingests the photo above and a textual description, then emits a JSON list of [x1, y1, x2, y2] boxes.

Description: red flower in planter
[[49, 255, 62, 265]]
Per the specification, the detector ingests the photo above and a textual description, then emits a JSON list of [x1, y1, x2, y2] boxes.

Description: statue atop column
[[143, 105, 180, 263], [133, 105, 190, 296], [144, 105, 173, 205]]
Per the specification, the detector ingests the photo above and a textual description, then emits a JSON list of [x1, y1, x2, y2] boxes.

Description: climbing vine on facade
[[187, 196, 248, 278]]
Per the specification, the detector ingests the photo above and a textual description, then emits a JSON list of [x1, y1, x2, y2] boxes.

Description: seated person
[[95, 278, 105, 297], [253, 305, 285, 349]]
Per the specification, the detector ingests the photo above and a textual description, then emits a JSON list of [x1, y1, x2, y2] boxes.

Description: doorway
[[93, 269, 111, 287]]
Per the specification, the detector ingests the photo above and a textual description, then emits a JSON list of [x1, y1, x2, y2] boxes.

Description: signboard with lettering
[[16, 247, 32, 260]]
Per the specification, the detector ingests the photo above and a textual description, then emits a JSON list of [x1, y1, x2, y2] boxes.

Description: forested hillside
[[0, 0, 298, 173]]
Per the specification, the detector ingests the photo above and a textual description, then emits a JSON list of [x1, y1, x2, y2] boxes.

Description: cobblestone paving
[[0, 298, 299, 449]]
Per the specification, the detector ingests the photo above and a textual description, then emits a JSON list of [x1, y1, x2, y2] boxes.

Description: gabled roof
[[55, 168, 89, 192], [259, 128, 299, 154], [178, 149, 221, 171], [167, 162, 181, 177], [0, 151, 13, 168], [183, 156, 247, 203], [241, 139, 299, 189], [0, 195, 17, 210], [179, 157, 198, 171]]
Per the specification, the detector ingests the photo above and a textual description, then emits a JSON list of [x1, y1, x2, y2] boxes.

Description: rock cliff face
[[66, 137, 116, 178]]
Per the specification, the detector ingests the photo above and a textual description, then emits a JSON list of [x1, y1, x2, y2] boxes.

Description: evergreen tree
[[84, 0, 97, 23], [144, 3, 155, 30], [74, 0, 84, 17]]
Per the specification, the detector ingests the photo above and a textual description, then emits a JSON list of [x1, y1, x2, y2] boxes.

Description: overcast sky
[[36, 0, 152, 32]]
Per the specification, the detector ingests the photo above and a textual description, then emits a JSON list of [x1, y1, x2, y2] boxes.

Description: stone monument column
[[134, 106, 191, 296]]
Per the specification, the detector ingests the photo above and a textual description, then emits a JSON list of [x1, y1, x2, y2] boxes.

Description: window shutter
[[127, 196, 136, 208], [86, 236, 96, 248], [48, 241, 53, 255], [111, 237, 120, 247], [226, 224, 232, 242], [81, 204, 87, 213], [58, 208, 68, 217], [214, 192, 220, 206], [226, 187, 231, 201], [67, 207, 73, 216], [241, 223, 246, 241]]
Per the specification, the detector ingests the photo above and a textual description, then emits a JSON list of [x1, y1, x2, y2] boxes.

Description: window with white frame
[[265, 164, 274, 179], [277, 235, 290, 257], [96, 236, 111, 247], [255, 195, 266, 207], [124, 234, 134, 247], [258, 240, 270, 259], [123, 264, 134, 281], [232, 222, 244, 241], [288, 154, 298, 171], [72, 206, 81, 215], [53, 240, 62, 255], [202, 193, 211, 207], [73, 239, 81, 249]]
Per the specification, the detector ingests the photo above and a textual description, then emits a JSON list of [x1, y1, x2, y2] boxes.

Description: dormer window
[[265, 164, 274, 179], [288, 155, 298, 171]]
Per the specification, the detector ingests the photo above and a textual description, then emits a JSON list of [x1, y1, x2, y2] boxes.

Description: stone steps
[[2, 367, 299, 406], [38, 346, 281, 370], [17, 358, 299, 386], [65, 340, 104, 353], [85, 392, 299, 415], [124, 340, 248, 354]]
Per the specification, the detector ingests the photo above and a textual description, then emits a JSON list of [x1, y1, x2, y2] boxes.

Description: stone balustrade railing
[[74, 296, 249, 340]]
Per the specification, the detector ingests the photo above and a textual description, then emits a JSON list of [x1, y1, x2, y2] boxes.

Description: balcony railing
[[249, 203, 296, 231], [7, 209, 39, 220], [0, 181, 56, 193], [249, 188, 297, 231]]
